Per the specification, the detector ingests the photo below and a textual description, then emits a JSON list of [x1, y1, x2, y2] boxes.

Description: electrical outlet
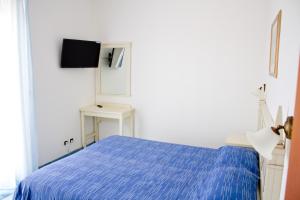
[[64, 140, 69, 146], [70, 138, 74, 143]]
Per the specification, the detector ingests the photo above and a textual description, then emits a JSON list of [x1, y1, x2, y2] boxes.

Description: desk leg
[[130, 114, 135, 137], [94, 117, 100, 141], [80, 112, 86, 148], [93, 117, 96, 142], [119, 117, 123, 136]]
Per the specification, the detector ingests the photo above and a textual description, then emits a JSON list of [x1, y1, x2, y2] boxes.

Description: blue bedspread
[[14, 136, 259, 200]]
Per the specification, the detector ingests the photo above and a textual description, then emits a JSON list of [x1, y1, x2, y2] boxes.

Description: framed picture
[[269, 10, 282, 78]]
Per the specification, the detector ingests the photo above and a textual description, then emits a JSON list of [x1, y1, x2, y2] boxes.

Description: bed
[[14, 135, 259, 200]]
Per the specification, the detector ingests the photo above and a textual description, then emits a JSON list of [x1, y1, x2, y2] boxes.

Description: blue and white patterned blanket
[[14, 136, 259, 200]]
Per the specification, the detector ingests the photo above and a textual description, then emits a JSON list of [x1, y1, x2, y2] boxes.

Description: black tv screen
[[60, 39, 101, 68]]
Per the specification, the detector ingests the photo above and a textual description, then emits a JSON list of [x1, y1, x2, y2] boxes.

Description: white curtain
[[16, 0, 38, 180], [0, 0, 37, 194]]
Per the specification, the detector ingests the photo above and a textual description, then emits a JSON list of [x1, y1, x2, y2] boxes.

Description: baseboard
[[39, 142, 95, 169]]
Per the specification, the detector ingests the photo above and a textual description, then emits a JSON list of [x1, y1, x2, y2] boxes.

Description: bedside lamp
[[246, 116, 293, 160]]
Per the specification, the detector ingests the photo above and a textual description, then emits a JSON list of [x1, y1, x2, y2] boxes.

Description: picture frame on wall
[[269, 10, 282, 78]]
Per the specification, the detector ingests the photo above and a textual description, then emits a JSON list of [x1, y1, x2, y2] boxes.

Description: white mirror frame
[[96, 42, 131, 99]]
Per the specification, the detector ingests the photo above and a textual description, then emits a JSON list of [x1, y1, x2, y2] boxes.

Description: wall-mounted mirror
[[96, 43, 131, 97]]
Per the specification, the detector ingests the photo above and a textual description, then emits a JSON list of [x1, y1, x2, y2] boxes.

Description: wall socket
[[64, 138, 74, 146], [64, 138, 75, 153]]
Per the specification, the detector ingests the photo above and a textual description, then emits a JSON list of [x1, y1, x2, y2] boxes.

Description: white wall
[[263, 0, 300, 199], [29, 0, 272, 166], [264, 0, 300, 117], [28, 0, 97, 166], [92, 0, 269, 147]]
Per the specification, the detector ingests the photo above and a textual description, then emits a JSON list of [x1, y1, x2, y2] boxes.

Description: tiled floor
[[0, 190, 13, 200], [2, 195, 12, 200]]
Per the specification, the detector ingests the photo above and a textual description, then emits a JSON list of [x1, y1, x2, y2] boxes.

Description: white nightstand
[[225, 134, 253, 148], [225, 133, 285, 200]]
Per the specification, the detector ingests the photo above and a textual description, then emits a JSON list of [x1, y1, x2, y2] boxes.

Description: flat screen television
[[60, 39, 101, 68]]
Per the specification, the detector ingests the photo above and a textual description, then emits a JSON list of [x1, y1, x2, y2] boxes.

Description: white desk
[[80, 103, 134, 148]]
